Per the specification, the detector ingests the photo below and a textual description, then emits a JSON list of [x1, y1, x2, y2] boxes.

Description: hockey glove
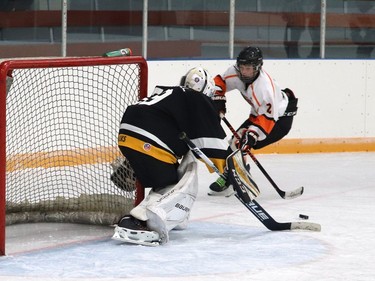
[[214, 75, 226, 95], [282, 88, 296, 99], [211, 94, 227, 114], [211, 74, 227, 114], [239, 130, 257, 152]]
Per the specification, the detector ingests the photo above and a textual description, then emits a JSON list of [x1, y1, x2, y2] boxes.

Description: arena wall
[[148, 60, 375, 153]]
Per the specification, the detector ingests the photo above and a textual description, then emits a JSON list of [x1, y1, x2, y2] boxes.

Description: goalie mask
[[180, 67, 216, 97], [235, 46, 263, 84]]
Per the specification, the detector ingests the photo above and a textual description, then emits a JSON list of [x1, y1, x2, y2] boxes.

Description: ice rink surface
[[1, 152, 374, 281]]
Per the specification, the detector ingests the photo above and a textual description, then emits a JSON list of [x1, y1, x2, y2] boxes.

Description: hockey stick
[[179, 132, 321, 232], [220, 113, 304, 200]]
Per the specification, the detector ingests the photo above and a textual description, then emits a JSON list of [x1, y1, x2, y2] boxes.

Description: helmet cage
[[182, 67, 216, 97]]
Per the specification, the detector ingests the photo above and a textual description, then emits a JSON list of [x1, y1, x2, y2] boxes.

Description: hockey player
[[112, 67, 231, 246], [209, 46, 298, 194]]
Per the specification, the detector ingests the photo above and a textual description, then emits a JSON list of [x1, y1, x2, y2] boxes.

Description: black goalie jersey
[[119, 86, 228, 172]]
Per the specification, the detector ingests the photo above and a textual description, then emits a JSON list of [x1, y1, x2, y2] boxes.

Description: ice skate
[[208, 174, 234, 197], [112, 215, 161, 246]]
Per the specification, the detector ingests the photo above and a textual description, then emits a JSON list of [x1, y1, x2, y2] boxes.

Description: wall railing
[[0, 0, 374, 59]]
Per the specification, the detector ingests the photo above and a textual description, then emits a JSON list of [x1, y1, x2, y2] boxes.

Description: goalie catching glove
[[110, 156, 136, 192]]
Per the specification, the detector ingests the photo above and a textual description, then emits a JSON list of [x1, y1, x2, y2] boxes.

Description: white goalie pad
[[130, 151, 198, 244], [226, 150, 260, 203]]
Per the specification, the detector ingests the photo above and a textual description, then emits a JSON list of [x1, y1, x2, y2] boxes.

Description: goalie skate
[[112, 225, 161, 246], [112, 215, 161, 246], [208, 175, 234, 197]]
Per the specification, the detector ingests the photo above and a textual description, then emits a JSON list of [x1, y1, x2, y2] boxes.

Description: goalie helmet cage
[[0, 56, 148, 255]]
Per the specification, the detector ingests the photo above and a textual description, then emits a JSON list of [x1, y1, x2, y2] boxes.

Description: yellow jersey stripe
[[118, 134, 177, 164]]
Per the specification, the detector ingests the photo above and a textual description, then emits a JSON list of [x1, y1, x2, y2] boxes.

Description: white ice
[[1, 152, 374, 281]]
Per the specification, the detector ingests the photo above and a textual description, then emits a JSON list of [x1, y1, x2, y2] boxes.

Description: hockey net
[[0, 56, 147, 255]]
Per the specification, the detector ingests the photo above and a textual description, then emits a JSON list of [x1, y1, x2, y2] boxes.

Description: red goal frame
[[0, 56, 148, 255]]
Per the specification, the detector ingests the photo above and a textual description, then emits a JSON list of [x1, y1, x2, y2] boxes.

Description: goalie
[[111, 67, 256, 246]]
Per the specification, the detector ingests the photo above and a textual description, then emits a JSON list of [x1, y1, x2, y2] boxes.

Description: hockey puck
[[299, 214, 309, 220]]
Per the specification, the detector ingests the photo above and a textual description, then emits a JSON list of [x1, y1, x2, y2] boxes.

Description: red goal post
[[0, 56, 147, 255]]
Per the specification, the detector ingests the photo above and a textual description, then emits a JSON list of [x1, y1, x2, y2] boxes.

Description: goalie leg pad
[[130, 190, 162, 221], [146, 151, 198, 244], [226, 150, 260, 203], [130, 151, 198, 221], [126, 151, 198, 244]]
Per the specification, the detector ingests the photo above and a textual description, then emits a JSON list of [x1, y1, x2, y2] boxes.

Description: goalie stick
[[220, 113, 304, 200], [179, 132, 321, 232]]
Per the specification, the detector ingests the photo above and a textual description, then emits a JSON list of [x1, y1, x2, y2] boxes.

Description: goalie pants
[[119, 146, 179, 192]]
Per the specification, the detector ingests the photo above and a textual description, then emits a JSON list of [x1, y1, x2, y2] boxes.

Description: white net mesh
[[4, 58, 145, 225]]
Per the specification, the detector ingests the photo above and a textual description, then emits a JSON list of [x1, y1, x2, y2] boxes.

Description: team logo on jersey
[[118, 134, 126, 142], [143, 143, 152, 151]]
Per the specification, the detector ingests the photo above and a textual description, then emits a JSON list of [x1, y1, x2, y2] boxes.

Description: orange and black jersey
[[119, 86, 228, 173]]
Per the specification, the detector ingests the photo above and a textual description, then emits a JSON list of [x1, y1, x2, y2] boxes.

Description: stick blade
[[290, 221, 321, 232], [283, 186, 304, 199]]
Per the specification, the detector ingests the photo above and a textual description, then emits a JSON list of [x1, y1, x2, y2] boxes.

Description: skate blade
[[112, 226, 160, 247]]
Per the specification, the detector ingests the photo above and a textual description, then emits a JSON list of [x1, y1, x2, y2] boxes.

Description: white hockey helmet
[[181, 67, 216, 97]]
